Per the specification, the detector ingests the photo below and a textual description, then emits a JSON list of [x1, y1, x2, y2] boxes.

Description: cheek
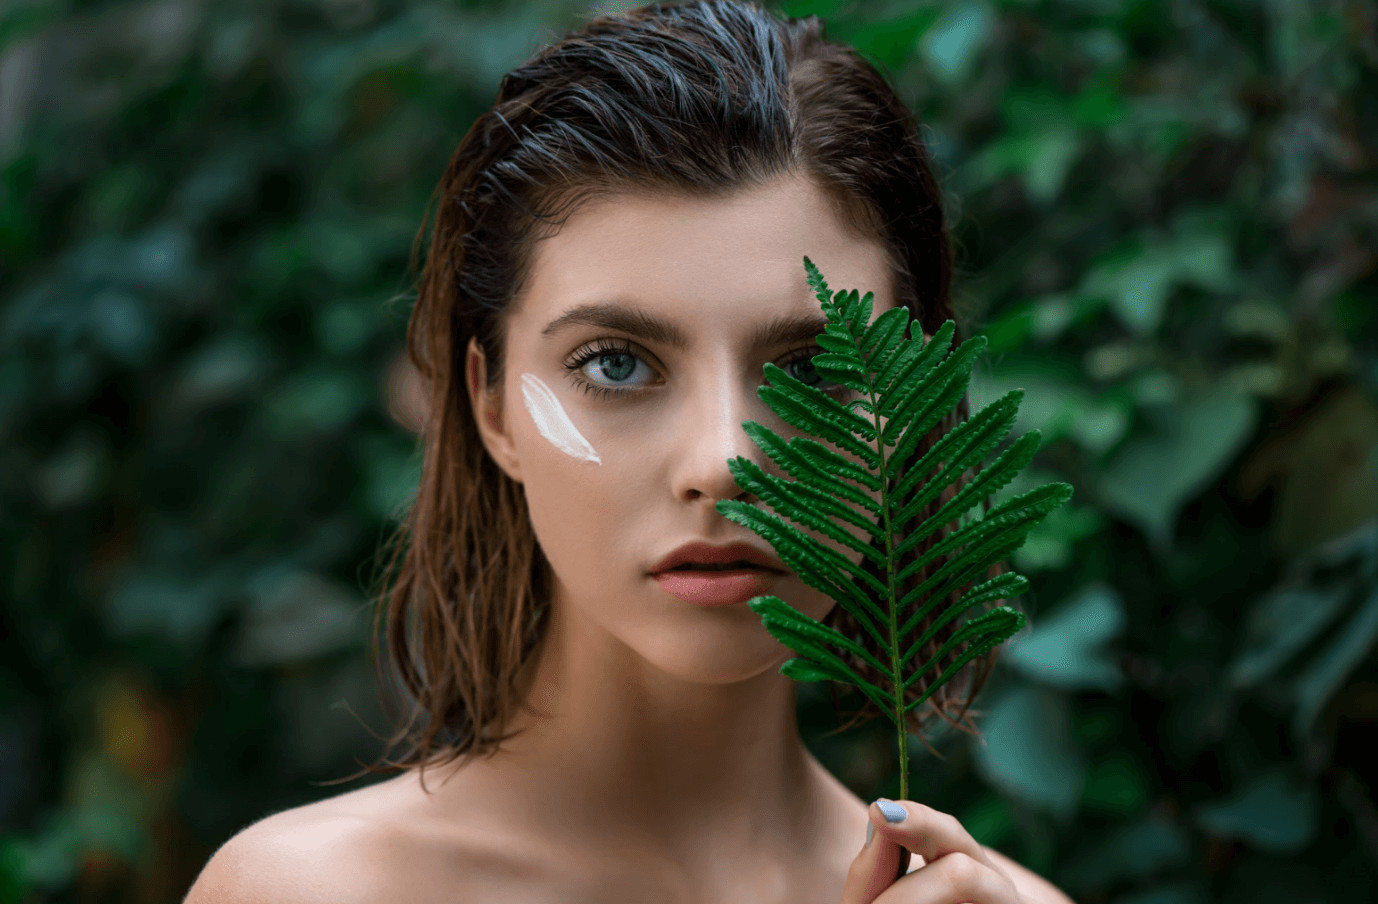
[[514, 374, 640, 574], [516, 372, 660, 466], [519, 373, 603, 465], [519, 456, 631, 605]]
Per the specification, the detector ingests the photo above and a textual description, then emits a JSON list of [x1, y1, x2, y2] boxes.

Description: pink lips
[[652, 568, 779, 606]]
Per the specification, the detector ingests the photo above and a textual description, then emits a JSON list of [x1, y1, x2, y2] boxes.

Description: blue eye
[[561, 338, 854, 402], [562, 338, 653, 399]]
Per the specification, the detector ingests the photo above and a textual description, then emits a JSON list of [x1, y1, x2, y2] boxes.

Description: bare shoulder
[[982, 845, 1076, 904], [182, 799, 391, 904], [181, 769, 546, 904], [180, 772, 452, 904]]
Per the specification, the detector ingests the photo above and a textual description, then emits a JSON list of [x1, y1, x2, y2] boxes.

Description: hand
[[840, 799, 1026, 904]]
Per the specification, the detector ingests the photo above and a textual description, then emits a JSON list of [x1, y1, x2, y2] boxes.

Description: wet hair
[[347, 0, 1010, 787]]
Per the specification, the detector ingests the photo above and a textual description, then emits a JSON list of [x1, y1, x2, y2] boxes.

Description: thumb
[[840, 804, 912, 904]]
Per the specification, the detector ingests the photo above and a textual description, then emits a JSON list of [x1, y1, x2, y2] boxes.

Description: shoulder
[[180, 769, 534, 904], [182, 804, 390, 904], [981, 845, 1076, 904]]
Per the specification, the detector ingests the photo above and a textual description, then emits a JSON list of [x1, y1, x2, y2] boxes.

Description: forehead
[[513, 175, 895, 332]]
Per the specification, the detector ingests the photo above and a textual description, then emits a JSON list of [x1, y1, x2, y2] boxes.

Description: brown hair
[[350, 0, 1011, 787]]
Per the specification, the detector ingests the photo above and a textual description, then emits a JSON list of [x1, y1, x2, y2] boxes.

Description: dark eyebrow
[[540, 301, 830, 351]]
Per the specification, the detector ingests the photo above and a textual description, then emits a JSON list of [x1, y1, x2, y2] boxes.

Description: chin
[[635, 626, 798, 686]]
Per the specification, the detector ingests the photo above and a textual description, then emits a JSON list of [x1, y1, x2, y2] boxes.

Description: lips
[[649, 541, 785, 574], [667, 562, 761, 572], [653, 568, 779, 606]]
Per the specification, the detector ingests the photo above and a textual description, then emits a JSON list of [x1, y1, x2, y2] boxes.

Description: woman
[[186, 2, 1074, 902]]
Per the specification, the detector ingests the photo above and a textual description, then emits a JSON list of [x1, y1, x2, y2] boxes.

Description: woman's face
[[467, 173, 915, 685]]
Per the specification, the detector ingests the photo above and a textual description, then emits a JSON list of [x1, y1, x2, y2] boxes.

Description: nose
[[670, 366, 880, 573], [672, 370, 779, 506]]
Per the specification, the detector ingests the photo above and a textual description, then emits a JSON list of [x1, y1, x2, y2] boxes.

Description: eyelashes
[[562, 338, 650, 400], [561, 336, 857, 402]]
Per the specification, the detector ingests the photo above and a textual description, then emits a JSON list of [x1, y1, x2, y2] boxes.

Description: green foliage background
[[1, 0, 1374, 901]]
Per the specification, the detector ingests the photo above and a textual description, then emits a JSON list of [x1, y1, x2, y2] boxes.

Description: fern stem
[[849, 296, 910, 804]]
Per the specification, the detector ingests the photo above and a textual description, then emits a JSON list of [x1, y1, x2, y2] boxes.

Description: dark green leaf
[[720, 259, 1071, 795]]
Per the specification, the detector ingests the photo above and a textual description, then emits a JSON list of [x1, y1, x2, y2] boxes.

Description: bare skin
[[204, 746, 880, 903], [183, 173, 1073, 904]]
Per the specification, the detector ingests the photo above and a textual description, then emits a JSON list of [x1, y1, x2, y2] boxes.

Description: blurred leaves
[[1231, 519, 1378, 737], [1063, 814, 1191, 889], [1004, 583, 1125, 692], [1230, 583, 1354, 688], [231, 568, 364, 667], [1079, 214, 1235, 336], [1194, 768, 1319, 852], [973, 684, 1085, 819], [921, 1, 995, 85], [1097, 386, 1257, 549]]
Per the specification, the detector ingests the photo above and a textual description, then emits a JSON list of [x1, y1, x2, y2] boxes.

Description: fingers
[[862, 800, 1022, 903], [870, 850, 1016, 904], [865, 799, 990, 871], [839, 806, 912, 904]]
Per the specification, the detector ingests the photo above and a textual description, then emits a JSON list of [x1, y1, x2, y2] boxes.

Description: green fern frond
[[714, 256, 1074, 802]]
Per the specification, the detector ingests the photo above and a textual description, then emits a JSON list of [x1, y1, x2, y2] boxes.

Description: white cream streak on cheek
[[519, 372, 602, 465]]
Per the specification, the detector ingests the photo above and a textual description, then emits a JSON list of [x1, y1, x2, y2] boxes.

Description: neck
[[441, 595, 840, 868]]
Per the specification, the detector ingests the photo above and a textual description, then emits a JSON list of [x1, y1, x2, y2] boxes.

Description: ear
[[465, 336, 524, 485]]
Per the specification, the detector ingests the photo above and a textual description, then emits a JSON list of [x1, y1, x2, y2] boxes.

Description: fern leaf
[[718, 257, 1074, 801]]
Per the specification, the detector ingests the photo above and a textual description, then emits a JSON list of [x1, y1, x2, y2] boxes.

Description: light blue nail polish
[[865, 821, 875, 847], [877, 799, 907, 823]]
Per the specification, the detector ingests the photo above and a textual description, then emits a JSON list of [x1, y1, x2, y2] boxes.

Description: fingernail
[[877, 799, 907, 823], [865, 821, 875, 848]]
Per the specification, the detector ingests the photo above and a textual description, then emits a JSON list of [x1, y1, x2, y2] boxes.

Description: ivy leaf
[[716, 257, 1073, 801]]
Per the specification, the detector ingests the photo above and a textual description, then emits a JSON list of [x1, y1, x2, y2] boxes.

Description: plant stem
[[856, 319, 909, 802]]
